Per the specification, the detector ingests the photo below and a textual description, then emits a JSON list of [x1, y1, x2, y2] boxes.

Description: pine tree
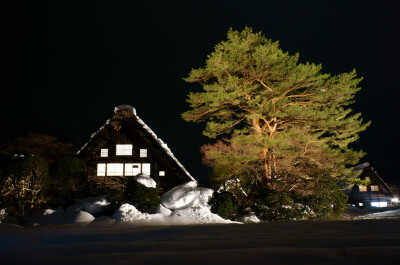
[[183, 27, 369, 195]]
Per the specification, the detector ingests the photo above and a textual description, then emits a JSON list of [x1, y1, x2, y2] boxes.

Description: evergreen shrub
[[124, 177, 159, 213], [210, 191, 239, 219]]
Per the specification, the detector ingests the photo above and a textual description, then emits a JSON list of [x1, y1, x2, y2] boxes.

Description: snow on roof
[[77, 106, 196, 183], [354, 162, 370, 173], [135, 114, 196, 182], [114, 105, 136, 115]]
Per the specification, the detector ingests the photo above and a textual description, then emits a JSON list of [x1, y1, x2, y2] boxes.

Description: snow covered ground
[[25, 181, 237, 226], [1, 219, 400, 265], [356, 208, 400, 219]]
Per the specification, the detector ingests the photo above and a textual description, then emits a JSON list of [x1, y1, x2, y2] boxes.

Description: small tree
[[0, 154, 49, 220]]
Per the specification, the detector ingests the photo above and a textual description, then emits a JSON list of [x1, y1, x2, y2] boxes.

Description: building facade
[[78, 105, 196, 193]]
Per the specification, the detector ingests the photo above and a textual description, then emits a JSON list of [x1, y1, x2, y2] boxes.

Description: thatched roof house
[[78, 105, 196, 193], [348, 162, 399, 207]]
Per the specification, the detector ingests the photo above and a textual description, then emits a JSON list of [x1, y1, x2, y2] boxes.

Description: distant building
[[78, 105, 196, 193], [347, 162, 399, 207]]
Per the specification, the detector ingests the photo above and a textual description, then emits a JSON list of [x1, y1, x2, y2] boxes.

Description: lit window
[[100, 149, 108, 157], [370, 185, 379, 192], [107, 163, 124, 176], [116, 144, 132, 156], [140, 149, 147, 157], [365, 177, 370, 182], [371, 201, 387, 207], [142, 163, 151, 175], [159, 171, 165, 176], [358, 203, 363, 207], [359, 186, 367, 192], [97, 164, 106, 176], [125, 163, 141, 176]]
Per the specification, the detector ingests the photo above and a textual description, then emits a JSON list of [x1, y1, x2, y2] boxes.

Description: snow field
[[30, 180, 237, 226]]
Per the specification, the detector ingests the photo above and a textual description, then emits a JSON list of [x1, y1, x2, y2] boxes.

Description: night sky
[[1, 1, 399, 185]]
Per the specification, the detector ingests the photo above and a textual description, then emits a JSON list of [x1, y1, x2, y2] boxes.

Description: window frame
[[100, 149, 108, 157], [107, 163, 124, 176], [97, 163, 106, 176], [116, 144, 133, 156], [140, 149, 147, 158]]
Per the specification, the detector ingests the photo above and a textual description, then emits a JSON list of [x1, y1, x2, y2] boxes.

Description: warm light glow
[[100, 149, 108, 157], [370, 185, 379, 192], [359, 185, 367, 192], [392, 197, 399, 203], [116, 144, 132, 156], [125, 163, 141, 176], [107, 163, 124, 176], [97, 163, 106, 176], [159, 171, 165, 176], [142, 163, 151, 175], [359, 203, 363, 207], [140, 149, 147, 157], [371, 201, 387, 207]]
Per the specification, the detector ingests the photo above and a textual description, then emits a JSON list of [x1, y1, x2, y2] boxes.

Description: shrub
[[249, 186, 307, 221], [302, 177, 348, 220], [102, 190, 125, 216], [124, 177, 159, 213], [210, 191, 238, 219], [0, 154, 49, 220]]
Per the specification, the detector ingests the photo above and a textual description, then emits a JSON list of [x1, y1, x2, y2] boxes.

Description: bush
[[51, 155, 87, 195], [124, 177, 159, 213], [302, 177, 348, 220], [0, 154, 49, 220], [102, 190, 125, 216], [210, 191, 238, 219], [249, 186, 308, 221]]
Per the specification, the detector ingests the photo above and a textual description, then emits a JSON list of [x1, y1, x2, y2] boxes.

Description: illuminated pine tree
[[183, 27, 369, 194]]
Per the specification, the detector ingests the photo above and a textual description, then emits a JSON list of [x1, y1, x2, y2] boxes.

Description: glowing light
[[371, 202, 387, 207], [391, 197, 399, 203]]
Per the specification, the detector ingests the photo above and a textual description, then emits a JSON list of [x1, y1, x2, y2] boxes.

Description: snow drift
[[28, 181, 236, 226]]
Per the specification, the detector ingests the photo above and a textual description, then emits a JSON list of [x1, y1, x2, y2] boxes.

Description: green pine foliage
[[124, 177, 159, 213], [51, 154, 88, 204], [183, 27, 369, 201], [209, 191, 239, 219]]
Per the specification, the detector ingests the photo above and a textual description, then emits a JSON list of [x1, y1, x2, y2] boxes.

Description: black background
[[1, 1, 399, 185]]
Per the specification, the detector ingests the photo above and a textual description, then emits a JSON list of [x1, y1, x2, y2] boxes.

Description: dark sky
[[1, 0, 399, 185]]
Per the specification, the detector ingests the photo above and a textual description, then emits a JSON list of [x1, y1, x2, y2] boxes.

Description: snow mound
[[357, 208, 400, 219], [64, 196, 109, 215], [161, 181, 213, 210], [155, 204, 172, 216], [112, 203, 150, 221], [169, 204, 237, 224], [237, 214, 261, 223], [134, 173, 156, 188], [72, 211, 95, 223], [82, 197, 109, 214]]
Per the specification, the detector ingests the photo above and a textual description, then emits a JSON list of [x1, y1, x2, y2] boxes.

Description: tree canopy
[[183, 27, 369, 195]]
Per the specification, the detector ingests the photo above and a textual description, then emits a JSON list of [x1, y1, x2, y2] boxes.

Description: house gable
[[348, 163, 397, 207], [78, 105, 196, 193]]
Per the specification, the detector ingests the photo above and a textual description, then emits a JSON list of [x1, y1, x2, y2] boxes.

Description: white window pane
[[100, 149, 108, 157], [107, 163, 124, 176], [116, 144, 132, 156], [142, 163, 151, 175], [359, 185, 367, 192], [140, 149, 147, 158], [371, 185, 379, 192], [159, 171, 165, 176], [125, 163, 141, 176], [97, 163, 106, 176]]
